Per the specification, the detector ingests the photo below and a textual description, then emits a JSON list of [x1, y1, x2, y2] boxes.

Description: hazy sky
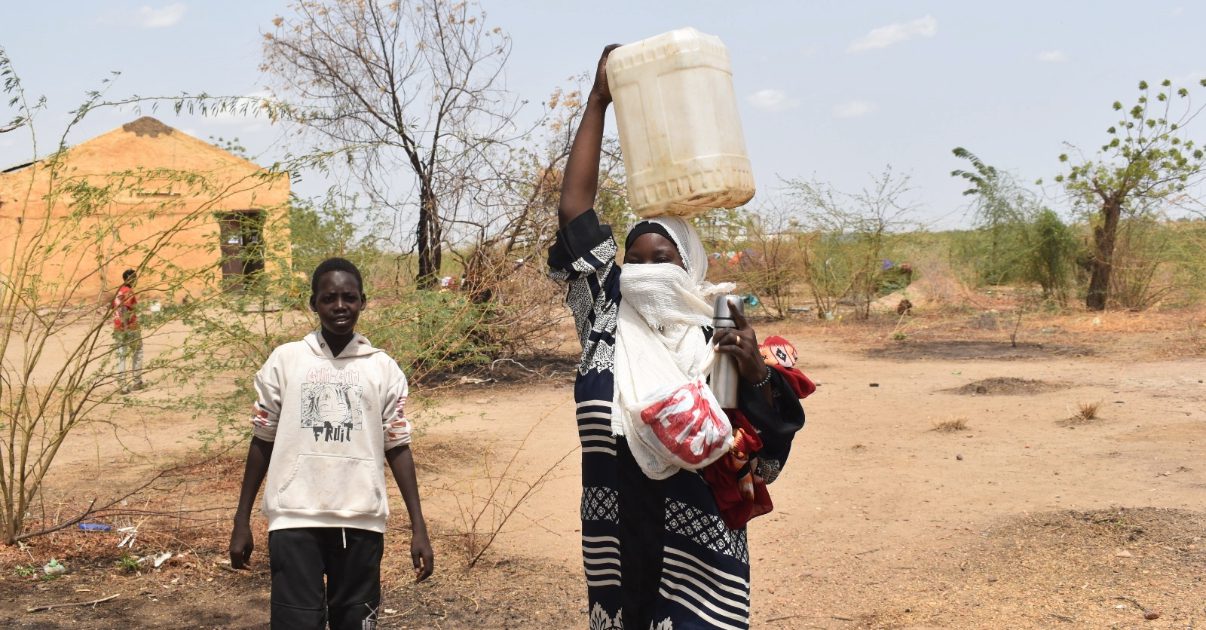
[[2, 1, 1203, 230]]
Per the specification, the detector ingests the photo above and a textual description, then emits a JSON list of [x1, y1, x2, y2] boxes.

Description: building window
[[216, 210, 266, 291]]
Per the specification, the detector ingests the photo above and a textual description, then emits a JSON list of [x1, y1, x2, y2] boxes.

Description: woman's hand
[[713, 299, 770, 385], [590, 44, 622, 105]]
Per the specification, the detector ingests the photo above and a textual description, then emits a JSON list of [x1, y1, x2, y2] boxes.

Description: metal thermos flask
[[710, 294, 742, 408]]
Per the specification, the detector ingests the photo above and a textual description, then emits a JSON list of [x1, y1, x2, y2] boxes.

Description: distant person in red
[[113, 268, 144, 393]]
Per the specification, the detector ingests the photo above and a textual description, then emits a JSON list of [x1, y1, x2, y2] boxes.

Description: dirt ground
[[3, 306, 1206, 628]]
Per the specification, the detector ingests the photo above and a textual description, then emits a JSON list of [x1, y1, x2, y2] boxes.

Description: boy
[[112, 268, 144, 393], [230, 257, 434, 630]]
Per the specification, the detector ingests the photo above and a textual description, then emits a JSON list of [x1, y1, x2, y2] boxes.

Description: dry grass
[[1057, 306, 1206, 334], [1076, 401, 1101, 421], [784, 299, 1206, 363], [0, 453, 248, 571], [1075, 400, 1104, 420], [0, 443, 587, 629], [1058, 400, 1104, 427], [930, 417, 969, 433]]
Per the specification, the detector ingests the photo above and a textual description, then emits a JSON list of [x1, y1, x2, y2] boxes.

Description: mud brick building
[[0, 117, 290, 304]]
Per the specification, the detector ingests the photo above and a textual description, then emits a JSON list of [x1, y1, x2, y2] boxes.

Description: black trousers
[[268, 527, 383, 630]]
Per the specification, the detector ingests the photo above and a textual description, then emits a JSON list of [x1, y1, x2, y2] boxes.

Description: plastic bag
[[632, 379, 733, 469]]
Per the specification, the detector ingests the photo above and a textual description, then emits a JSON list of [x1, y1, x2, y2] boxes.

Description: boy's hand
[[229, 522, 254, 569], [590, 44, 622, 105], [411, 528, 434, 582]]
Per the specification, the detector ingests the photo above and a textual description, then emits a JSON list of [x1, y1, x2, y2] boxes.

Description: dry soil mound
[[947, 377, 1068, 396]]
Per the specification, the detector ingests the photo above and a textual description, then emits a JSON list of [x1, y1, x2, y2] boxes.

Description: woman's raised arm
[[559, 44, 621, 229]]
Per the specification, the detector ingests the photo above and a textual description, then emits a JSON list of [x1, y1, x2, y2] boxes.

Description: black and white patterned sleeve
[[547, 209, 620, 374]]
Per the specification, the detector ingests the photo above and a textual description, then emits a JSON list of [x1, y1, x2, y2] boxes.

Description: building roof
[[0, 116, 277, 177]]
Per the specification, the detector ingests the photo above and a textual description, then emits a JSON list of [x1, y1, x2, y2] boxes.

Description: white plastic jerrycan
[[607, 27, 755, 219]]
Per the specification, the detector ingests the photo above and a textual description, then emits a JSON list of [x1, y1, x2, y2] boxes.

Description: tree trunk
[[1085, 197, 1122, 311], [415, 185, 441, 289]]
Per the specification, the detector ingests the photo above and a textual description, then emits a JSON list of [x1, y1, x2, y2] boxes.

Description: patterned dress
[[549, 210, 806, 630]]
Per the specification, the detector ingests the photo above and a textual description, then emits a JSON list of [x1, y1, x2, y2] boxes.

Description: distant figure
[[897, 298, 914, 316], [112, 269, 143, 393]]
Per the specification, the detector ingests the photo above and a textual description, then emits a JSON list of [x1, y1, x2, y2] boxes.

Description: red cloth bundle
[[701, 410, 773, 529], [703, 335, 814, 529]]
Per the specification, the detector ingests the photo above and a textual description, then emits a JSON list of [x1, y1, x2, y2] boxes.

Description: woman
[[548, 46, 807, 630]]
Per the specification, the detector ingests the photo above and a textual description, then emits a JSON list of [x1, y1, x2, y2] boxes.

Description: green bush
[[952, 223, 1032, 286], [359, 290, 497, 381], [1025, 209, 1079, 303], [876, 262, 915, 296], [1168, 220, 1206, 305]]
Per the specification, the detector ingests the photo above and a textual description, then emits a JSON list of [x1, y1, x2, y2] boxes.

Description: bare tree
[[784, 168, 916, 319], [447, 84, 623, 289], [439, 82, 625, 355], [262, 0, 518, 287]]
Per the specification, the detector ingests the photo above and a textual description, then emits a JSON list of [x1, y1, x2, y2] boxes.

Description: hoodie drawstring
[[342, 527, 347, 549]]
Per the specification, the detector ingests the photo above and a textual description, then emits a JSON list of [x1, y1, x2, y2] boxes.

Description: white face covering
[[618, 263, 713, 333]]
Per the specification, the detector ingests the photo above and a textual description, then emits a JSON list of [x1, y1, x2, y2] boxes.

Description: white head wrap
[[626, 216, 729, 297]]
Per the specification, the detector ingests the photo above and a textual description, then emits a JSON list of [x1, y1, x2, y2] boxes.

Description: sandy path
[[412, 332, 1206, 625], [27, 321, 1206, 627]]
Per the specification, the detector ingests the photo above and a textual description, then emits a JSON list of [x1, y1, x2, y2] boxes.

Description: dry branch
[[13, 452, 234, 543], [27, 593, 119, 613]]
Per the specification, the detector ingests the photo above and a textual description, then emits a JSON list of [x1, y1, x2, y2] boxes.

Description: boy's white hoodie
[[251, 331, 411, 533]]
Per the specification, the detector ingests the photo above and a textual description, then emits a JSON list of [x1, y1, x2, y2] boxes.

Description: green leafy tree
[[1055, 79, 1206, 310], [951, 147, 1032, 284], [1027, 208, 1078, 303], [952, 148, 1079, 302]]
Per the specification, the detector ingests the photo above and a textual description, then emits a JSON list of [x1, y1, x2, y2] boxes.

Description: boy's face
[[312, 270, 364, 336]]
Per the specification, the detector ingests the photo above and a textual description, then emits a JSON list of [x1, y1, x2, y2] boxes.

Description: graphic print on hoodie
[[251, 331, 411, 533], [301, 367, 364, 443]]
